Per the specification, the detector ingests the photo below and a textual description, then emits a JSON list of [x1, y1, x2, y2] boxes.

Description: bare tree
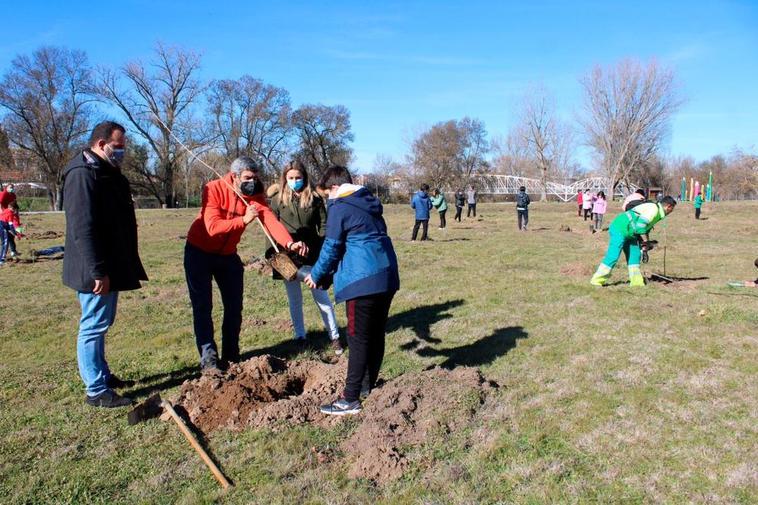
[[409, 117, 489, 190], [0, 46, 95, 209], [207, 75, 292, 174], [99, 43, 204, 207], [579, 59, 683, 199], [511, 87, 576, 199], [291, 104, 354, 178]]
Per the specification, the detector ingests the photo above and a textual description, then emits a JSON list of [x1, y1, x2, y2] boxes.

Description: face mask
[[287, 179, 305, 192], [240, 179, 264, 196], [6, 187, 13, 193], [104, 144, 125, 166]]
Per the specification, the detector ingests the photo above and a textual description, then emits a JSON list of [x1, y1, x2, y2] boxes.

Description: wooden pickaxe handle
[[162, 400, 232, 490]]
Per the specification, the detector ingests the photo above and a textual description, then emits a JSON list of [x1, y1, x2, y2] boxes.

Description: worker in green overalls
[[590, 196, 677, 287]]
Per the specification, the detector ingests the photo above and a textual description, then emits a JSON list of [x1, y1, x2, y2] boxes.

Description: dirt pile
[[345, 366, 497, 483], [174, 356, 497, 483], [175, 355, 345, 432]]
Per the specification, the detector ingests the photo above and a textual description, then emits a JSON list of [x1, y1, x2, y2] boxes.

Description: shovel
[[127, 394, 232, 490]]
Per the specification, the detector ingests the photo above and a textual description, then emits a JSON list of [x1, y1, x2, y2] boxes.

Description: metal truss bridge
[[473, 175, 638, 202]]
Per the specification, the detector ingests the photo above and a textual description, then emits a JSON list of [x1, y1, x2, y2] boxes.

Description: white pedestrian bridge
[[472, 175, 638, 202]]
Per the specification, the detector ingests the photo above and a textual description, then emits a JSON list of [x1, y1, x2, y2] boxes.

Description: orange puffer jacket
[[186, 173, 293, 255]]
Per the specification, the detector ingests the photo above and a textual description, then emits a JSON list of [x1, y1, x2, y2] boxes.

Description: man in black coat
[[62, 121, 148, 408]]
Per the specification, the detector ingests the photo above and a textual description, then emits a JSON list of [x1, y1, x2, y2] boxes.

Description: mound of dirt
[[560, 262, 594, 277], [173, 356, 497, 483], [345, 366, 497, 483], [176, 355, 345, 432]]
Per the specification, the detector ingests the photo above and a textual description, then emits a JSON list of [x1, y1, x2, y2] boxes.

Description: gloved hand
[[642, 249, 649, 264]]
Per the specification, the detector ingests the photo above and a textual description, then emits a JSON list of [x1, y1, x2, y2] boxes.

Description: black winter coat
[[62, 149, 148, 292]]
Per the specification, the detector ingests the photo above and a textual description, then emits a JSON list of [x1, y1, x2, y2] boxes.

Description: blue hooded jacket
[[310, 184, 400, 303], [411, 190, 433, 220]]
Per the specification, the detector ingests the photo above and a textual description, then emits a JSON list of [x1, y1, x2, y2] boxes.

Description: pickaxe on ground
[[127, 394, 232, 490]]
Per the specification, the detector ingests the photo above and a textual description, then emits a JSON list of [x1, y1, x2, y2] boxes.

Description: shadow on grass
[[170, 404, 235, 486], [387, 299, 465, 350], [416, 326, 528, 369]]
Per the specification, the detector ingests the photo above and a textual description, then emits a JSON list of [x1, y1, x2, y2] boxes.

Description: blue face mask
[[105, 145, 125, 166], [288, 179, 305, 192]]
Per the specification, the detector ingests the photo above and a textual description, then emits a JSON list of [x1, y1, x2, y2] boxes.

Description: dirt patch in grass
[[174, 355, 496, 483], [560, 262, 594, 277], [27, 230, 63, 240]]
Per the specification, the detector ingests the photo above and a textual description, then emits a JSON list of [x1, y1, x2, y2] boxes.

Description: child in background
[[410, 184, 433, 241], [305, 165, 400, 415], [516, 185, 530, 231], [430, 188, 447, 229], [577, 190, 583, 217], [694, 192, 704, 219], [592, 191, 607, 233], [454, 189, 465, 222], [582, 190, 593, 220], [1, 201, 24, 259]]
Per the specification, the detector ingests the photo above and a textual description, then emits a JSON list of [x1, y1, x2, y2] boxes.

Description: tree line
[[0, 45, 755, 208], [0, 44, 354, 209]]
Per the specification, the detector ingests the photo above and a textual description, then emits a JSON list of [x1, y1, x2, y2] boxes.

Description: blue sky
[[2, 0, 757, 172]]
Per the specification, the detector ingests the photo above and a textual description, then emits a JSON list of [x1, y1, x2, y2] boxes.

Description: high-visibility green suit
[[590, 202, 667, 287]]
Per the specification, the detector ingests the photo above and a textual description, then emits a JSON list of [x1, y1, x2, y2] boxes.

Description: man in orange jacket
[[185, 156, 307, 372]]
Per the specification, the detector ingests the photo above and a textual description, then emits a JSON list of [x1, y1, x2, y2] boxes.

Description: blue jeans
[[77, 291, 119, 396], [0, 224, 7, 263], [184, 244, 244, 365]]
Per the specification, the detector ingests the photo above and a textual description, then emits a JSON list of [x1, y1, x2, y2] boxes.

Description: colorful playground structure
[[680, 171, 715, 201]]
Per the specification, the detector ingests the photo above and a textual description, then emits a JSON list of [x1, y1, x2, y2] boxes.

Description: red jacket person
[[184, 156, 306, 372]]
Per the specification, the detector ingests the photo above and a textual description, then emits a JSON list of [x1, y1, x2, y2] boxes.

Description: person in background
[[577, 190, 583, 217], [410, 183, 432, 241], [516, 185, 530, 231], [454, 188, 465, 222], [582, 190, 593, 220], [0, 201, 24, 259], [62, 121, 148, 408], [304, 165, 399, 415], [267, 160, 343, 354], [430, 188, 448, 229], [622, 188, 647, 211], [466, 185, 477, 217], [592, 191, 607, 233], [694, 192, 704, 219], [184, 156, 306, 373], [0, 183, 17, 208]]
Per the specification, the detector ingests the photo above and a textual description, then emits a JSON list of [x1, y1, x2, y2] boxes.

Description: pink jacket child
[[592, 197, 607, 215]]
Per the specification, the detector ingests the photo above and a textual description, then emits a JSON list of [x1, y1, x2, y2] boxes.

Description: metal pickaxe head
[[127, 393, 164, 425]]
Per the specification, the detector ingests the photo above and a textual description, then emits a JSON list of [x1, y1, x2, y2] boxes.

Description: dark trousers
[[184, 243, 244, 365], [695, 208, 701, 219], [583, 208, 592, 220], [517, 209, 528, 230], [438, 210, 447, 228], [467, 203, 476, 217], [411, 219, 429, 240], [578, 204, 583, 217], [343, 292, 395, 402], [454, 206, 463, 221]]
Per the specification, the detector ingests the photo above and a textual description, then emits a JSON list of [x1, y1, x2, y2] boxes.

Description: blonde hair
[[279, 160, 314, 209]]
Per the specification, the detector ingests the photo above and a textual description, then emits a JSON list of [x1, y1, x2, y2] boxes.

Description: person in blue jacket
[[410, 183, 433, 241], [305, 165, 400, 416]]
